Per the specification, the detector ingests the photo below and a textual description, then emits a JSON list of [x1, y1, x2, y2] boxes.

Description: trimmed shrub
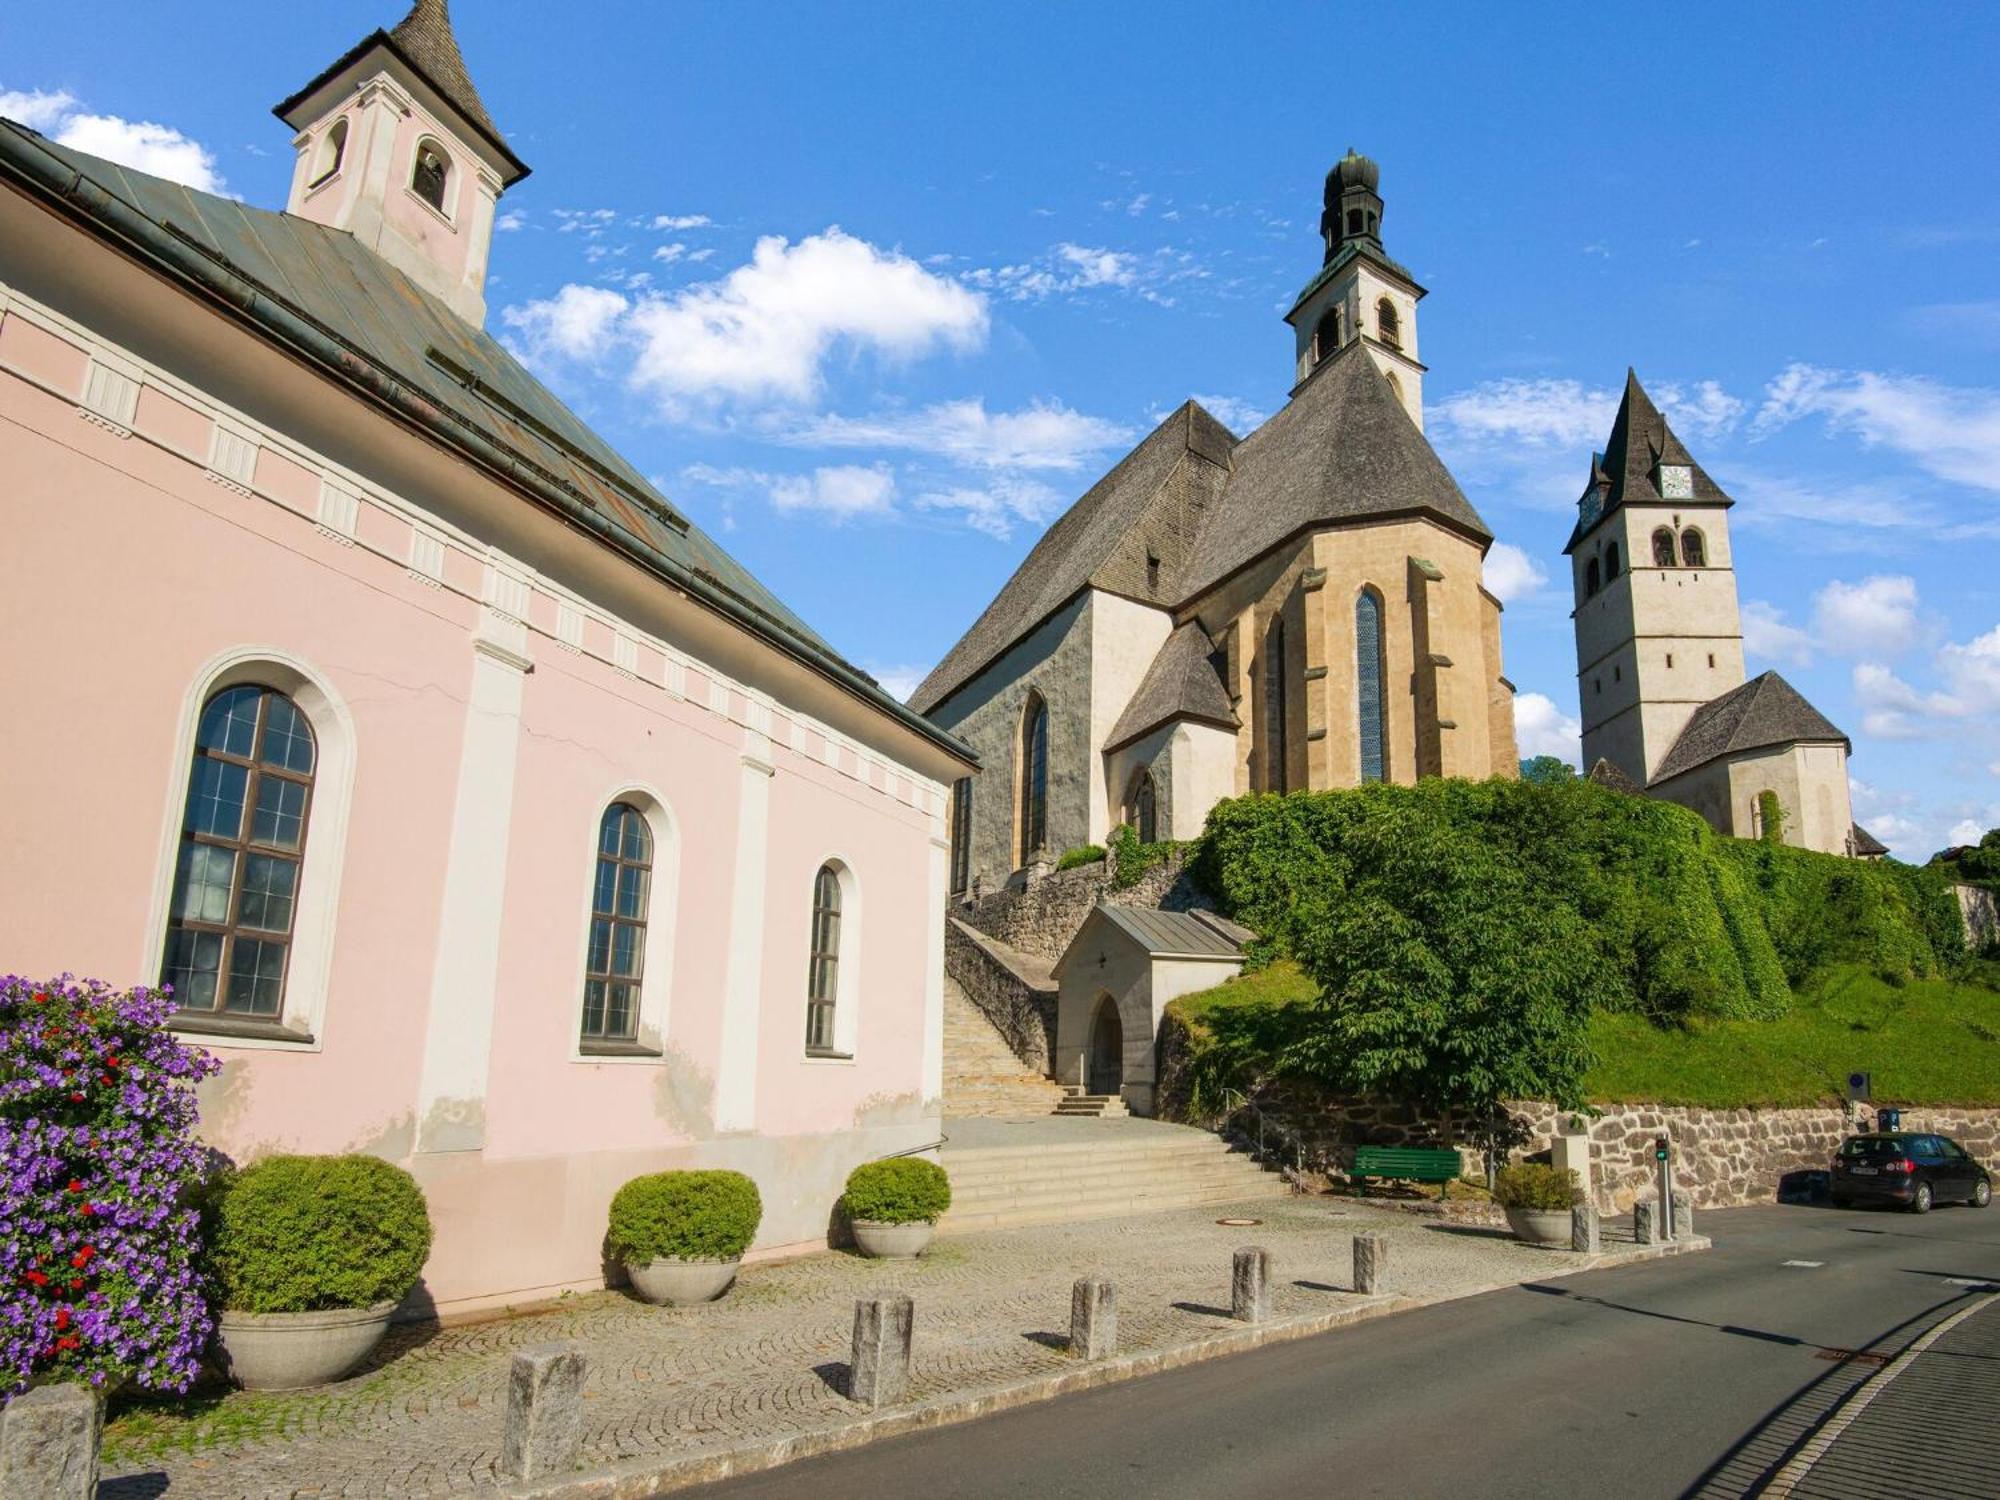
[[608, 1170, 762, 1263], [843, 1158, 952, 1225], [1108, 822, 1175, 891], [1056, 843, 1107, 871], [1493, 1163, 1582, 1211], [207, 1155, 432, 1314]]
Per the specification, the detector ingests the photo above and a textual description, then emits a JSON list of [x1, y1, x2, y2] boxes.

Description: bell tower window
[[308, 118, 347, 188], [1680, 528, 1707, 568], [1314, 307, 1342, 364], [1652, 528, 1677, 568], [1376, 297, 1401, 351], [412, 141, 451, 215]]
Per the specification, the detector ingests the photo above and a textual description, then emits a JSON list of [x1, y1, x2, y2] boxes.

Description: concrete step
[[947, 1160, 1280, 1197], [941, 1181, 1291, 1234], [942, 1139, 1265, 1172]]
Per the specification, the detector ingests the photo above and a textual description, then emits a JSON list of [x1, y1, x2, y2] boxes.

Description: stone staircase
[[941, 976, 1067, 1118], [940, 1123, 1289, 1233], [1054, 1087, 1128, 1119]]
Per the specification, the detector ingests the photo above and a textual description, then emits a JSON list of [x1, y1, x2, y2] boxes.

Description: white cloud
[[790, 398, 1129, 472], [1188, 394, 1269, 434], [3, 87, 228, 194], [494, 210, 527, 232], [1654, 380, 1744, 439], [1938, 624, 2000, 712], [769, 464, 896, 521], [914, 476, 1063, 540], [1514, 691, 1581, 765], [1852, 661, 1964, 740], [1482, 541, 1546, 603], [1742, 600, 1814, 667], [862, 662, 930, 701], [1756, 362, 2000, 494], [624, 229, 986, 408], [1949, 818, 1987, 846], [963, 242, 1208, 307], [1811, 574, 1922, 656], [1430, 378, 1618, 450], [651, 214, 712, 231], [0, 88, 78, 130], [500, 284, 630, 364], [1126, 193, 1152, 217], [653, 243, 688, 263]]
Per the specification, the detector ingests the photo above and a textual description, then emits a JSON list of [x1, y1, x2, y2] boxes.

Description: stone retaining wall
[[955, 852, 1196, 961], [945, 918, 1057, 1073]]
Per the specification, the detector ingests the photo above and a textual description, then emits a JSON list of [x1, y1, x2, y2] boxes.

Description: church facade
[[0, 1, 973, 1313], [918, 153, 1520, 899], [1567, 373, 1876, 857]]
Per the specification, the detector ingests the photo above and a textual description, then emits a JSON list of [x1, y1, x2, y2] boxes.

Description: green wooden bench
[[1350, 1146, 1464, 1197]]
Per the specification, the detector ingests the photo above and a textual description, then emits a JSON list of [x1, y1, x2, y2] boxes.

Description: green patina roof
[[1287, 239, 1424, 320]]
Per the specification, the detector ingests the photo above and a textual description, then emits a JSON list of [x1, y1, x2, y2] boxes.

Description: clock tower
[[1568, 370, 1744, 785]]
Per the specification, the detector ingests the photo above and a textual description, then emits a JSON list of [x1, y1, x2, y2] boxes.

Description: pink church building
[[0, 2, 973, 1314]]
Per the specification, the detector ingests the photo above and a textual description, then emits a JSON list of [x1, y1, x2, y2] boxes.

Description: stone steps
[[1053, 1092, 1129, 1118], [940, 1133, 1287, 1233], [940, 975, 1066, 1119]]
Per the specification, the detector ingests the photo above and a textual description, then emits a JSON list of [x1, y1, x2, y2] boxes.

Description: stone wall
[[955, 849, 1197, 961], [944, 918, 1057, 1073], [1959, 883, 1998, 951]]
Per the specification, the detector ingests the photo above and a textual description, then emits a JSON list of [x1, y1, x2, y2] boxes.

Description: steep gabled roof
[[1104, 622, 1238, 753], [909, 401, 1235, 713], [1178, 340, 1492, 597], [1851, 824, 1890, 858], [1587, 757, 1643, 795], [1650, 671, 1849, 785], [1565, 369, 1733, 554]]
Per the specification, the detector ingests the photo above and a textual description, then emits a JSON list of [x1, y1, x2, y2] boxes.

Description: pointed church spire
[[387, 0, 506, 148]]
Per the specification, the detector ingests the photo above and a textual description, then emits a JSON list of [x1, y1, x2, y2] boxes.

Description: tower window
[[1667, 653, 1675, 669], [1347, 208, 1364, 236], [1585, 558, 1601, 598], [308, 118, 347, 188], [1652, 527, 1677, 568], [1376, 297, 1401, 351], [1356, 589, 1388, 783], [1680, 528, 1707, 568], [1708, 653, 1716, 669], [1605, 542, 1621, 581], [1313, 306, 1342, 364], [412, 141, 451, 214]]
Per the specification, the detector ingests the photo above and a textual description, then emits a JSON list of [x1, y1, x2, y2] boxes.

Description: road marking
[[1782, 1260, 1825, 1268], [1944, 1277, 1997, 1289]]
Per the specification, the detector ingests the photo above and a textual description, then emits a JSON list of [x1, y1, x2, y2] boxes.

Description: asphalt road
[[692, 1201, 2000, 1500]]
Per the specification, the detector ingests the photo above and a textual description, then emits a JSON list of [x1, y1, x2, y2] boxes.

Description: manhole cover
[[1216, 1218, 1263, 1226], [1814, 1348, 1892, 1366]]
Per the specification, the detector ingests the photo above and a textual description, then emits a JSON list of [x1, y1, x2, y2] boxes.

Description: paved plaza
[[100, 1189, 1681, 1498]]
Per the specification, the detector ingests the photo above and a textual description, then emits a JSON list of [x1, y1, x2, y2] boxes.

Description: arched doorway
[[1087, 996, 1123, 1097]]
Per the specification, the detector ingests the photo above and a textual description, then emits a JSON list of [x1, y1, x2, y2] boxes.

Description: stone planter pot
[[851, 1219, 935, 1259], [216, 1301, 397, 1391], [1503, 1207, 1574, 1247], [626, 1257, 740, 1305]]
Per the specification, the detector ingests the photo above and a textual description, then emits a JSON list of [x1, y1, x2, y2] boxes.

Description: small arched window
[[581, 803, 651, 1042], [162, 685, 316, 1017], [412, 141, 450, 214], [1605, 542, 1622, 581], [1314, 306, 1342, 363], [1346, 208, 1364, 236], [949, 778, 973, 898], [1652, 527, 1677, 568], [1681, 528, 1707, 568], [1376, 297, 1401, 350], [1585, 558, 1602, 598], [1018, 694, 1049, 866], [309, 118, 347, 188], [1129, 769, 1158, 844], [805, 864, 843, 1054], [1356, 589, 1388, 782]]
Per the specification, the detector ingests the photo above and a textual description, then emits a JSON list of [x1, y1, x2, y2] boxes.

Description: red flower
[[67, 1179, 82, 1194], [78, 1203, 95, 1218], [70, 1246, 95, 1269], [23, 1270, 49, 1287], [32, 991, 47, 1003], [54, 1309, 71, 1332], [55, 1335, 78, 1352], [68, 1093, 85, 1103], [67, 1280, 83, 1293], [104, 1054, 120, 1068]]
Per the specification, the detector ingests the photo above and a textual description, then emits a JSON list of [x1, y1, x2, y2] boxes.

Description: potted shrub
[[843, 1158, 951, 1258], [206, 1154, 433, 1390], [608, 1169, 762, 1305], [1493, 1163, 1582, 1246]]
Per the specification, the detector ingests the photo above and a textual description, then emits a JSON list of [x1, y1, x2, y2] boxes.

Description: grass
[[1167, 959, 2000, 1110]]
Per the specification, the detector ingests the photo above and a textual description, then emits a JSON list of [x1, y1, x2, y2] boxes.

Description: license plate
[[1850, 1166, 1878, 1175]]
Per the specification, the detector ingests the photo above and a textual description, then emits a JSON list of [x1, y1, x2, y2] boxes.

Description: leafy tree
[[1519, 755, 1576, 786], [1934, 828, 2000, 888]]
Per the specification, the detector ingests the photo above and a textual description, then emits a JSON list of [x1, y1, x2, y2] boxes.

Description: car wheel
[[1975, 1180, 1992, 1209], [1912, 1182, 1934, 1214]]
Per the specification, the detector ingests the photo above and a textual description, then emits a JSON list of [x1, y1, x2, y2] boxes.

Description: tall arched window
[[1129, 769, 1158, 844], [1605, 542, 1622, 581], [1263, 614, 1288, 793], [1680, 528, 1707, 568], [1313, 306, 1342, 363], [1356, 589, 1388, 782], [582, 803, 651, 1042], [412, 141, 450, 214], [162, 685, 316, 1017], [309, 118, 347, 188], [949, 778, 973, 898], [805, 863, 843, 1054], [1585, 558, 1601, 598], [1018, 694, 1048, 865], [1652, 527, 1677, 568], [1376, 297, 1401, 350]]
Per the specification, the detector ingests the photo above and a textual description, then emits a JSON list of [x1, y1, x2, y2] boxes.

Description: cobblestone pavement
[[102, 1195, 1643, 1498]]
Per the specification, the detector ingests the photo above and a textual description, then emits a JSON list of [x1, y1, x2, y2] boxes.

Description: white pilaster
[[714, 730, 774, 1132], [923, 827, 948, 1105]]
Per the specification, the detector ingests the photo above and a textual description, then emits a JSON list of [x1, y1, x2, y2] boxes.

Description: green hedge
[[608, 1170, 762, 1263], [206, 1155, 433, 1314], [1493, 1163, 1582, 1211], [842, 1158, 951, 1224]]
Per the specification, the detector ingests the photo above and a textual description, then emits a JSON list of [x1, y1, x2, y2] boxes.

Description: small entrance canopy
[[1051, 904, 1252, 1115]]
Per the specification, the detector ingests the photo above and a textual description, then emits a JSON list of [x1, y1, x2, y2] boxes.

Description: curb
[[501, 1234, 1711, 1498]]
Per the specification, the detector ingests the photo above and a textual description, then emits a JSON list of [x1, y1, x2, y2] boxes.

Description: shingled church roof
[[1650, 671, 1849, 785], [1104, 622, 1239, 753], [1565, 369, 1733, 554]]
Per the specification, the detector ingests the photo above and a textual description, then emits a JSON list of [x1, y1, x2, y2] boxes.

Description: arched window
[[1313, 306, 1342, 363], [412, 141, 450, 214], [1585, 558, 1601, 598], [949, 778, 973, 898], [1680, 528, 1707, 568], [1356, 589, 1388, 783], [309, 118, 347, 188], [1263, 614, 1288, 793], [1605, 542, 1622, 581], [1652, 527, 1677, 568], [1386, 370, 1404, 403], [1346, 208, 1364, 236], [805, 863, 843, 1054], [1376, 297, 1401, 350], [581, 803, 651, 1042], [1018, 694, 1048, 865], [161, 685, 316, 1017], [1129, 769, 1158, 844]]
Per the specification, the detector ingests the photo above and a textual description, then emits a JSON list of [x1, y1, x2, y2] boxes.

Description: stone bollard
[[1071, 1275, 1116, 1360], [849, 1294, 915, 1408], [1231, 1246, 1272, 1324], [1352, 1232, 1389, 1295], [1634, 1201, 1662, 1246], [1571, 1203, 1601, 1254], [1672, 1197, 1695, 1242], [0, 1383, 100, 1500], [501, 1341, 587, 1481]]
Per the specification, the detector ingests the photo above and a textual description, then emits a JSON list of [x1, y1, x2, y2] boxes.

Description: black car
[[1830, 1132, 1993, 1213]]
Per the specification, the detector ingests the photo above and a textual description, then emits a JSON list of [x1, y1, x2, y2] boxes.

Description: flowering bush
[[1, 975, 220, 1397]]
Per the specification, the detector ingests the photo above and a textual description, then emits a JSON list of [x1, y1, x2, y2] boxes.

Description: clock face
[[1579, 490, 1603, 530], [1659, 464, 1694, 500]]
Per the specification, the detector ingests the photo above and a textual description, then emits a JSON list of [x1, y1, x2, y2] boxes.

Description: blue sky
[[7, 2, 1998, 857]]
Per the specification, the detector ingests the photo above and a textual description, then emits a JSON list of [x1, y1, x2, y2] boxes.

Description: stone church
[[916, 152, 1520, 898], [1567, 373, 1882, 857]]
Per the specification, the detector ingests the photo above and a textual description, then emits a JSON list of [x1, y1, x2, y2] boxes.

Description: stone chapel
[[916, 151, 1520, 898]]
